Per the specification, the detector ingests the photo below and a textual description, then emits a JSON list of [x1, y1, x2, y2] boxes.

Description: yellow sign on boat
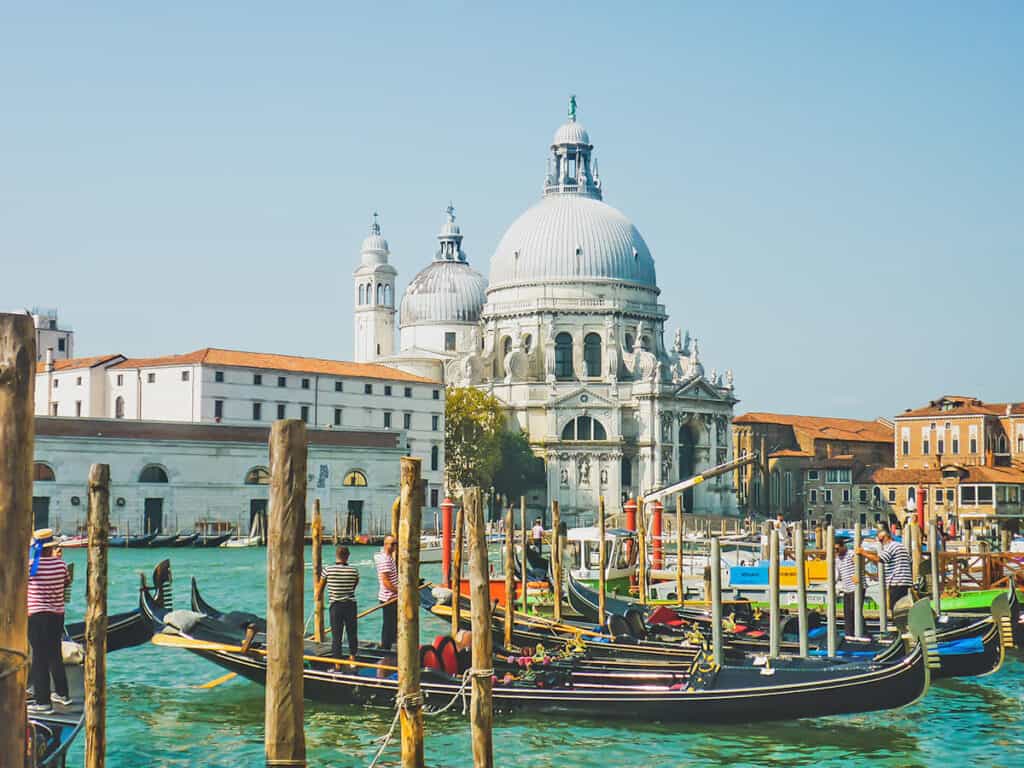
[[779, 560, 829, 586]]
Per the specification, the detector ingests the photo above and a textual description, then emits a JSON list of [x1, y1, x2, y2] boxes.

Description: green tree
[[493, 429, 545, 503], [444, 387, 505, 491]]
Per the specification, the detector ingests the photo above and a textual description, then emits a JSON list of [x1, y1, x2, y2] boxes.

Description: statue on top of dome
[[568, 94, 577, 122]]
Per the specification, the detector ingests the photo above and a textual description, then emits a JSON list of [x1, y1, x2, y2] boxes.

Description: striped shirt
[[836, 550, 856, 591], [321, 563, 359, 604], [879, 540, 913, 587], [28, 557, 68, 615], [374, 551, 398, 602]]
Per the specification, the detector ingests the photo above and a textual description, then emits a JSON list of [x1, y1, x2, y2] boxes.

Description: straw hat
[[32, 528, 57, 547]]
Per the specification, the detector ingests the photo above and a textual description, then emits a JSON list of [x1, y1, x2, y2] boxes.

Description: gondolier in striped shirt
[[857, 522, 913, 613], [834, 536, 862, 639], [27, 528, 72, 714], [374, 535, 399, 650], [317, 545, 360, 659]]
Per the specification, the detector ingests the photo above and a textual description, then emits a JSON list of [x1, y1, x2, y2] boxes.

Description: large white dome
[[488, 195, 657, 289]]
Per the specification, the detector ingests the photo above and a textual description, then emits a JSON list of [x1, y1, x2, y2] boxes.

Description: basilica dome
[[399, 206, 487, 327]]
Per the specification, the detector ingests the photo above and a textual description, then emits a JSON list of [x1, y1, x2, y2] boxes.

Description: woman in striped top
[[27, 528, 71, 714]]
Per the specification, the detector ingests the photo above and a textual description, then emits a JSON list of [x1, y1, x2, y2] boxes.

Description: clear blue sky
[[2, 2, 1020, 420]]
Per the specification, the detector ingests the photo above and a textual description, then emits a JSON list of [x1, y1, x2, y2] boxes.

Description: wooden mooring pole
[[397, 457, 425, 768], [768, 527, 780, 659], [519, 496, 528, 615], [391, 495, 402, 541], [710, 535, 723, 666], [503, 505, 515, 649], [334, 510, 340, 545], [465, 487, 494, 768], [878, 558, 889, 634], [85, 464, 110, 768], [0, 313, 33, 765], [265, 420, 307, 768], [312, 499, 324, 643], [451, 501, 465, 638], [795, 522, 808, 657], [674, 494, 684, 603], [551, 500, 562, 622], [929, 520, 942, 615], [637, 497, 647, 606], [598, 496, 607, 626], [825, 525, 837, 657], [853, 521, 865, 637]]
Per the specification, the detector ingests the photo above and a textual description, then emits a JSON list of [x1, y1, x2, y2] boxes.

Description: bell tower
[[353, 213, 397, 362]]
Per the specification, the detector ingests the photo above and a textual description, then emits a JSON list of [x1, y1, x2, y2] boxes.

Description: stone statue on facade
[[578, 456, 591, 485], [504, 328, 530, 383]]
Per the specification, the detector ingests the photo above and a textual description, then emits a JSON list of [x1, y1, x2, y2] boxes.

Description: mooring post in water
[[465, 487, 494, 768], [910, 521, 922, 585], [825, 525, 837, 658], [0, 313, 33, 765], [760, 520, 770, 560], [503, 505, 515, 648], [794, 521, 808, 657], [520, 496, 528, 615], [334, 510, 340, 546], [597, 496, 607, 626], [85, 464, 110, 768], [710, 535, 723, 667], [441, 497, 454, 589], [853, 521, 865, 637], [312, 499, 324, 643], [878, 558, 889, 634], [675, 494, 684, 604], [929, 520, 942, 615], [769, 527, 780, 659], [552, 500, 562, 622], [266, 420, 307, 768], [637, 496, 647, 605], [451, 501, 465, 638], [397, 457, 425, 768], [391, 495, 401, 542]]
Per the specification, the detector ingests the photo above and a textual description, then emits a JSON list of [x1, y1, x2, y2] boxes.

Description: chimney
[[45, 347, 54, 372]]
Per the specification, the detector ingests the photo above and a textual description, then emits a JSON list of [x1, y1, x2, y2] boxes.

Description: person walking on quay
[[531, 517, 545, 553], [318, 544, 360, 660], [27, 528, 72, 714], [857, 522, 913, 612], [835, 536, 862, 639], [374, 535, 399, 650]]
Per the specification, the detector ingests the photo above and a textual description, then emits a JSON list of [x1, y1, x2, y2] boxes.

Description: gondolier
[[835, 536, 862, 638], [374, 535, 399, 650], [27, 528, 72, 714], [318, 545, 360, 659], [857, 523, 913, 611]]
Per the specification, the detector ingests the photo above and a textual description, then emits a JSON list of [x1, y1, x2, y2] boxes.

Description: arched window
[[502, 336, 512, 361], [33, 463, 56, 482], [583, 333, 602, 377], [115, 396, 125, 419], [1018, 435, 1024, 453], [554, 332, 574, 380], [561, 416, 607, 441], [359, 284, 365, 304], [997, 435, 1007, 453], [245, 466, 270, 485], [431, 445, 439, 471], [343, 470, 368, 487], [384, 284, 392, 305], [523, 334, 532, 354], [367, 282, 373, 303], [376, 283, 384, 304], [624, 333, 635, 353], [139, 464, 169, 483]]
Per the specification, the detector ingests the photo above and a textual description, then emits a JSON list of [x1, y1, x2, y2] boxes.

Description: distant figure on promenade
[[318, 544, 359, 660], [531, 517, 545, 553], [775, 514, 790, 557], [27, 528, 72, 715], [374, 535, 399, 650], [834, 536, 862, 638], [857, 523, 913, 612]]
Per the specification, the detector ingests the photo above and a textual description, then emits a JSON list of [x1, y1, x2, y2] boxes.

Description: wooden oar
[[430, 600, 607, 639], [151, 631, 398, 672], [196, 671, 237, 689]]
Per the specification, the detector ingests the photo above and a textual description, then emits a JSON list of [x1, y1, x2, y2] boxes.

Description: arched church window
[[115, 396, 125, 419], [245, 466, 270, 485], [367, 282, 373, 303], [554, 333, 574, 380], [583, 333, 602, 377], [997, 435, 1007, 453], [502, 336, 512, 361], [384, 284, 392, 306], [343, 470, 368, 487], [376, 283, 384, 304], [139, 464, 169, 483], [561, 416, 607, 441], [34, 463, 56, 482], [624, 333, 635, 353], [523, 334, 532, 354], [359, 285, 365, 304]]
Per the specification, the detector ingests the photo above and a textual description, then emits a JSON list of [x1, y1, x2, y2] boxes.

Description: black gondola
[[28, 665, 85, 768], [145, 583, 935, 723], [170, 532, 199, 547], [192, 533, 232, 548]]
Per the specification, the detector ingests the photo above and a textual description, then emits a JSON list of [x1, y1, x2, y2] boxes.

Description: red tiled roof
[[35, 354, 124, 374], [733, 412, 892, 443], [871, 467, 942, 484], [110, 348, 439, 384], [871, 465, 1024, 485], [897, 396, 1024, 418]]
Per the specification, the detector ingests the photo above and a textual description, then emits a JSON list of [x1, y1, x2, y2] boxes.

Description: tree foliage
[[493, 429, 546, 502], [444, 387, 505, 491]]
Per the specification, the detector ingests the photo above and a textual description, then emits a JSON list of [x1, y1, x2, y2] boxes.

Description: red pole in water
[[441, 497, 454, 588], [651, 500, 664, 569], [916, 485, 925, 532], [624, 498, 637, 532]]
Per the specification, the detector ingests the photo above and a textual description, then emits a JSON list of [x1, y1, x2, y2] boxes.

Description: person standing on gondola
[[318, 544, 359, 660], [374, 535, 399, 650], [835, 536, 862, 639], [27, 528, 72, 714], [857, 522, 913, 612]]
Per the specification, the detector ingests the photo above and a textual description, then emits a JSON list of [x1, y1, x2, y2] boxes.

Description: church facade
[[355, 100, 739, 520]]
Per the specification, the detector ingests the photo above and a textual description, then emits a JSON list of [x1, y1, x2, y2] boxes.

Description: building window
[[433, 389, 440, 400], [147, 373, 156, 383], [254, 374, 262, 385], [76, 376, 82, 386], [922, 437, 929, 455], [343, 470, 367, 487], [403, 413, 412, 430], [583, 333, 602, 377], [952, 437, 960, 454], [554, 332, 574, 379], [335, 380, 343, 392], [277, 376, 286, 388], [116, 374, 124, 386], [181, 370, 190, 382], [809, 489, 817, 504], [432, 414, 439, 431], [245, 466, 270, 484], [808, 470, 819, 481], [842, 488, 851, 504], [215, 371, 224, 383], [997, 435, 1008, 453], [873, 486, 881, 502], [824, 489, 833, 505], [384, 385, 392, 396], [252, 402, 262, 421], [301, 378, 310, 390], [969, 438, 978, 454], [75, 401, 82, 417], [430, 488, 439, 507], [300, 405, 309, 422], [901, 438, 909, 455], [34, 463, 56, 482], [384, 412, 392, 428], [444, 332, 457, 352], [115, 396, 125, 419], [859, 489, 868, 503], [624, 333, 635, 353], [49, 402, 58, 416], [404, 387, 412, 398], [277, 404, 286, 419], [364, 383, 373, 395], [139, 464, 169, 483], [334, 408, 342, 426], [561, 415, 607, 441], [937, 438, 944, 454], [52, 379, 58, 389], [214, 400, 224, 419], [431, 445, 439, 471], [978, 485, 993, 504], [359, 284, 365, 304], [888, 488, 897, 503], [57, 338, 65, 352]]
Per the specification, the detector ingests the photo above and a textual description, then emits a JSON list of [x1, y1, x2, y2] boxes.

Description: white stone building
[[363, 99, 740, 521], [30, 308, 75, 361], [32, 417, 405, 536]]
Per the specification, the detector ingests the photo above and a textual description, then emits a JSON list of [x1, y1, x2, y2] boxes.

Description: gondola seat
[[420, 645, 443, 672], [647, 606, 684, 627], [432, 635, 460, 675]]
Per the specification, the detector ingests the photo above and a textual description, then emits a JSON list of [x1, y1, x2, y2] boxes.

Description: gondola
[[145, 584, 934, 723], [566, 573, 1008, 679], [193, 533, 232, 548], [28, 664, 85, 767], [150, 533, 179, 547], [170, 532, 199, 547]]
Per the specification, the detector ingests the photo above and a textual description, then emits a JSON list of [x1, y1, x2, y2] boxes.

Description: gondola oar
[[196, 671, 237, 689]]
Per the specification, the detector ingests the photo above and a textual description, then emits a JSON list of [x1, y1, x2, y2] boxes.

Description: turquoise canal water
[[60, 546, 1023, 767]]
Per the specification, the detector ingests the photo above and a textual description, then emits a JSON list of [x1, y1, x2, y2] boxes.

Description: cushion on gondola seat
[[808, 627, 827, 639], [420, 645, 443, 671], [746, 630, 766, 638], [731, 625, 748, 633], [433, 635, 459, 675], [647, 606, 678, 625]]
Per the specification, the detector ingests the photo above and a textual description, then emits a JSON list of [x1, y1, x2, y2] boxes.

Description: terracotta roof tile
[[897, 396, 1024, 418], [733, 412, 892, 444], [871, 467, 942, 484], [871, 465, 1024, 484], [35, 354, 124, 374], [110, 348, 439, 384]]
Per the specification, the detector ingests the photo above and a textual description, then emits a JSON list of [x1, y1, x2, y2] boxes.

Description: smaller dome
[[438, 219, 461, 238], [400, 261, 487, 327], [361, 233, 389, 254], [553, 120, 590, 147]]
